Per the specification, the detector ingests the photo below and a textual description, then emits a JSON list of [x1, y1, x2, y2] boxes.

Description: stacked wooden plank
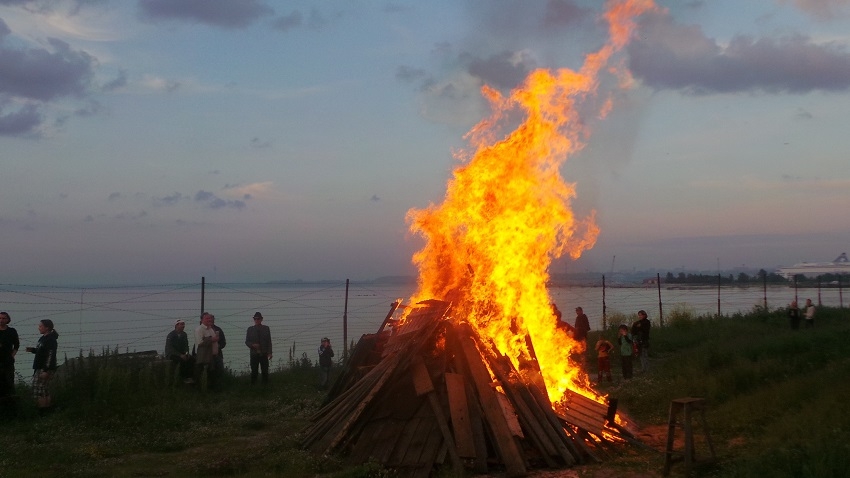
[[301, 300, 639, 477]]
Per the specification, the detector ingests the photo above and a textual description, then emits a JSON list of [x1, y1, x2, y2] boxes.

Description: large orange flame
[[406, 0, 656, 403]]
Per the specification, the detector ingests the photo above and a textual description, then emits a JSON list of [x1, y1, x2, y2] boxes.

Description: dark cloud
[[108, 192, 122, 201], [463, 50, 536, 90], [155, 192, 185, 206], [0, 36, 96, 101], [271, 10, 302, 32], [542, 0, 591, 29], [0, 19, 99, 136], [629, 11, 850, 94], [0, 103, 41, 136], [194, 190, 246, 209], [137, 0, 274, 29]]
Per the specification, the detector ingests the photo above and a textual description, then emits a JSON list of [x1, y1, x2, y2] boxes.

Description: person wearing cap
[[245, 312, 272, 385], [318, 337, 334, 390], [165, 319, 193, 383], [0, 311, 20, 415]]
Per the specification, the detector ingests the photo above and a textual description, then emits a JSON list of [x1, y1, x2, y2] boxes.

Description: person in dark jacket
[[165, 319, 193, 383], [318, 337, 334, 389], [245, 312, 272, 385], [0, 311, 20, 417], [26, 319, 58, 414], [630, 310, 651, 373]]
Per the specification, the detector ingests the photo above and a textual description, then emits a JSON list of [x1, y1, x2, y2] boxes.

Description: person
[[245, 312, 272, 385], [194, 312, 220, 387], [165, 319, 193, 383], [210, 314, 227, 384], [572, 306, 591, 367], [0, 311, 20, 417], [25, 319, 58, 415], [594, 335, 614, 382], [787, 301, 801, 330], [318, 337, 334, 389], [631, 310, 651, 373], [617, 324, 633, 380], [804, 299, 815, 328]]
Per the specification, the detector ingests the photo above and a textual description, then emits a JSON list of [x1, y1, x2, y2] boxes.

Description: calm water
[[1, 281, 843, 374]]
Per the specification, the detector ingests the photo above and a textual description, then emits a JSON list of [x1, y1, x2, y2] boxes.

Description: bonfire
[[302, 1, 657, 476]]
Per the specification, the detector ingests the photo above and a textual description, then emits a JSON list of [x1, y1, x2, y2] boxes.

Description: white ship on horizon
[[776, 253, 850, 279]]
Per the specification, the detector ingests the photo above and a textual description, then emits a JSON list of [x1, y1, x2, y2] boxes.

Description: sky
[[1, 0, 849, 285]]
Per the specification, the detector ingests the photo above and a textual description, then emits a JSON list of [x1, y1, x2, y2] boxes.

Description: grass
[[2, 306, 849, 477]]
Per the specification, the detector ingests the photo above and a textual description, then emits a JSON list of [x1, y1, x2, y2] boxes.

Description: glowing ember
[[406, 0, 656, 403]]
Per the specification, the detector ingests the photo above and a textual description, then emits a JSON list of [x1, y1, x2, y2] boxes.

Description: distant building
[[776, 253, 850, 280]]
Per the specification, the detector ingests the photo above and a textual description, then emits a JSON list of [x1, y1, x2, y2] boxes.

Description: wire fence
[[2, 277, 845, 373]]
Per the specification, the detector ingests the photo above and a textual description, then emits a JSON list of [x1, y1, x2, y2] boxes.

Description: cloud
[[154, 192, 185, 206], [462, 49, 537, 90], [139, 75, 181, 93], [137, 0, 274, 29], [102, 69, 127, 92], [542, 0, 592, 29], [781, 0, 850, 21], [107, 192, 121, 201], [194, 189, 246, 209], [0, 35, 96, 101], [223, 181, 272, 199], [628, 11, 850, 94], [0, 17, 100, 136], [0, 103, 42, 136]]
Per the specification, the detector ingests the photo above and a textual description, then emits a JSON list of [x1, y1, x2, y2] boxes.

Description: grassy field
[[1, 305, 848, 477]]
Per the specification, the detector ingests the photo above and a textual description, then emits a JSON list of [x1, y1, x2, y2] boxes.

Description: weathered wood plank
[[445, 372, 476, 458], [457, 324, 527, 477]]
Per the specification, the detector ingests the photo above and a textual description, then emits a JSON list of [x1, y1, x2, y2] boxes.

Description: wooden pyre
[[301, 300, 637, 477]]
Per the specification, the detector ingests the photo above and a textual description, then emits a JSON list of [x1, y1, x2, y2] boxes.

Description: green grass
[[588, 305, 850, 477], [2, 306, 849, 477]]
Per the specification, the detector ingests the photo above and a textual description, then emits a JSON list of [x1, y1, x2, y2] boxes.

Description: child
[[617, 324, 633, 380], [595, 335, 614, 382]]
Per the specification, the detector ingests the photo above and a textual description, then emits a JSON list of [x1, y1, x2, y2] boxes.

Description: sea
[[1, 281, 844, 374]]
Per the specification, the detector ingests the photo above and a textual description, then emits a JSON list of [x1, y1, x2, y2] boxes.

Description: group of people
[[165, 311, 272, 387], [164, 311, 334, 388], [0, 312, 60, 417], [787, 298, 816, 330], [555, 304, 652, 383]]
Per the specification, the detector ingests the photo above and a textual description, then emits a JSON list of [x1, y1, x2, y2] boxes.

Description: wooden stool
[[663, 397, 716, 476]]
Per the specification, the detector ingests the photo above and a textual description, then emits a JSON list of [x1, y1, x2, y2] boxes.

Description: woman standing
[[26, 319, 58, 415]]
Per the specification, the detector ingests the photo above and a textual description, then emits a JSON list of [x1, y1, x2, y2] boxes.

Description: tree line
[[663, 270, 848, 285]]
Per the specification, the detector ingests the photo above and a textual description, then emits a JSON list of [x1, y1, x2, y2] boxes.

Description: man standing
[[804, 298, 816, 328], [165, 319, 193, 383], [195, 312, 220, 387], [0, 311, 20, 416], [573, 307, 591, 367], [318, 337, 334, 390], [245, 312, 272, 385], [631, 310, 651, 372]]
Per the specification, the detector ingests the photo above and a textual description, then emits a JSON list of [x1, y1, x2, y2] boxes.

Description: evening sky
[[1, 0, 849, 284]]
